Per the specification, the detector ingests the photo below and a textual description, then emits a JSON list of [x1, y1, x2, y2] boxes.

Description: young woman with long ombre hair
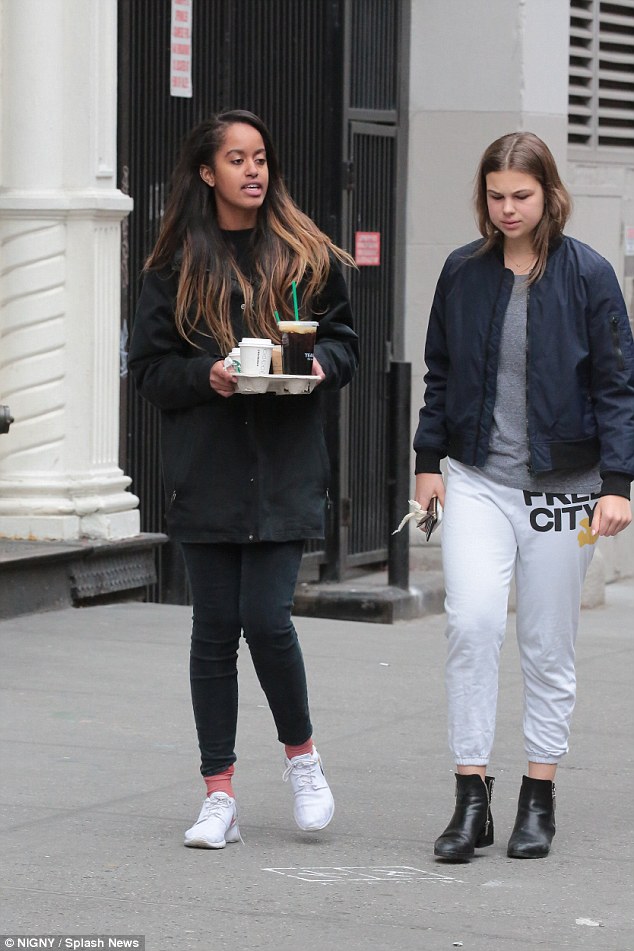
[[129, 111, 358, 849]]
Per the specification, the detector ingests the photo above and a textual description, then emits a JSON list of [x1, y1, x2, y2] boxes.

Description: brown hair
[[145, 110, 355, 354], [473, 132, 572, 282]]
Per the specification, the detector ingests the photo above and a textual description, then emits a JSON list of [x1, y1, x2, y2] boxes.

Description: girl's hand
[[415, 472, 445, 509], [591, 495, 633, 537], [210, 360, 237, 398], [311, 355, 326, 384]]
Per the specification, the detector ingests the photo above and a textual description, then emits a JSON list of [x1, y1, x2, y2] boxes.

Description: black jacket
[[414, 236, 634, 497], [128, 259, 358, 542]]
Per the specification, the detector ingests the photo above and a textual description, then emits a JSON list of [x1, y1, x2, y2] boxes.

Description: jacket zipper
[[525, 285, 533, 474], [610, 315, 625, 371], [475, 271, 507, 460]]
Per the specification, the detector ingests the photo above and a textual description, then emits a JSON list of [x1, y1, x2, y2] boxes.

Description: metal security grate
[[346, 124, 396, 562], [569, 0, 634, 148], [118, 0, 223, 602], [349, 0, 399, 114], [340, 0, 406, 570], [223, 0, 344, 231]]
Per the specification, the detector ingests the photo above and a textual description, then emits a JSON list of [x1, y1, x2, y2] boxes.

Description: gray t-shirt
[[480, 275, 601, 493]]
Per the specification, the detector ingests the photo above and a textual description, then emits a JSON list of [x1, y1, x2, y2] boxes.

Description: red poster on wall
[[354, 232, 381, 266]]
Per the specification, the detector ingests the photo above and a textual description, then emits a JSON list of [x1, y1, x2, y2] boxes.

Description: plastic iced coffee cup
[[270, 345, 283, 374], [278, 321, 318, 375], [239, 338, 273, 375]]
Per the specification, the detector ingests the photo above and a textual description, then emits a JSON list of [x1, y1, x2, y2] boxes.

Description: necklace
[[505, 250, 536, 273]]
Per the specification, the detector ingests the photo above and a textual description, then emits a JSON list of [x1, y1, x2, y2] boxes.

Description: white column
[[0, 0, 139, 540]]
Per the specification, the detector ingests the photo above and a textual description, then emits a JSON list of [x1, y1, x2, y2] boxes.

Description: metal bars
[[349, 0, 399, 113], [568, 0, 634, 149], [345, 123, 397, 563]]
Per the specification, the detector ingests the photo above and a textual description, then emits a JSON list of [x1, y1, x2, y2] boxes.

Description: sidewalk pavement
[[1, 579, 632, 951]]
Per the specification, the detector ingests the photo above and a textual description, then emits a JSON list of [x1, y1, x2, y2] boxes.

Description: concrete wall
[[406, 0, 570, 448], [568, 157, 634, 581]]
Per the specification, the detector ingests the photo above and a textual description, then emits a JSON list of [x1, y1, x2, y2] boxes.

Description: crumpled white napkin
[[392, 499, 443, 535]]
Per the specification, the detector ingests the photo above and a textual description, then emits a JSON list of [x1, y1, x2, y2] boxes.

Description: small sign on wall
[[355, 231, 381, 266], [625, 225, 634, 257], [170, 0, 193, 98]]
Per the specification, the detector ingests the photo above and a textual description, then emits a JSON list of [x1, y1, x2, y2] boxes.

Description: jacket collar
[[489, 233, 565, 266]]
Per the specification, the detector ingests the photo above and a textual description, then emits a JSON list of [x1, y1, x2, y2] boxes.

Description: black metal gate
[[118, 0, 408, 601], [339, 0, 409, 576], [346, 122, 397, 567]]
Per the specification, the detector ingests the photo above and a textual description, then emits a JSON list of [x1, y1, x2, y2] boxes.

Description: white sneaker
[[184, 792, 241, 849], [283, 747, 335, 831]]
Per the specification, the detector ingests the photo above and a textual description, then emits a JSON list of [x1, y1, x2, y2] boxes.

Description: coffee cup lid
[[239, 338, 273, 346]]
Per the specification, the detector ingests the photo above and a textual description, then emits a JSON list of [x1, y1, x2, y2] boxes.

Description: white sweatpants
[[442, 459, 597, 765]]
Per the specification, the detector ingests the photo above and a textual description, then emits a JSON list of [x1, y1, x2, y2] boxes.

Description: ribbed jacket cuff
[[600, 471, 632, 499], [414, 449, 443, 475]]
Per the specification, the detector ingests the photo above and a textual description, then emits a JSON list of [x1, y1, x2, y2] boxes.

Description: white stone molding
[[0, 199, 138, 540], [0, 0, 139, 540]]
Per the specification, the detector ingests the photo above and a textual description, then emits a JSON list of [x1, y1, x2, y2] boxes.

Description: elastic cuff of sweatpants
[[454, 757, 489, 767], [524, 755, 563, 765]]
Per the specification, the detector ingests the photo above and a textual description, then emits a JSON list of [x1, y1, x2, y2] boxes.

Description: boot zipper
[[484, 776, 494, 834]]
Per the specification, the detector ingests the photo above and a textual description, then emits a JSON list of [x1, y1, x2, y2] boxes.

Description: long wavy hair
[[473, 132, 572, 283], [145, 110, 355, 354]]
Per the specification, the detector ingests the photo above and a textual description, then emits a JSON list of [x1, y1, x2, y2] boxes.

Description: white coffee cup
[[225, 348, 241, 372], [239, 338, 273, 375]]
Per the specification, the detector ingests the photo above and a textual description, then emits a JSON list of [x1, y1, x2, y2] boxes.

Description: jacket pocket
[[610, 315, 626, 371], [318, 429, 331, 489], [161, 409, 196, 508]]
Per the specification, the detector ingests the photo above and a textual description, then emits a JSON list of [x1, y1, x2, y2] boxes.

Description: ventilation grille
[[569, 0, 634, 148]]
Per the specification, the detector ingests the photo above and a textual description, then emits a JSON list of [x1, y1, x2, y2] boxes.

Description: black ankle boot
[[507, 775, 555, 859], [434, 774, 494, 861]]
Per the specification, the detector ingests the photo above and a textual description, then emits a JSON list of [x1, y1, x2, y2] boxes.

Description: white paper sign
[[354, 231, 381, 266], [170, 0, 193, 98]]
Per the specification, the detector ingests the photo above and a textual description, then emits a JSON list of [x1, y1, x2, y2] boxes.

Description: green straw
[[291, 281, 299, 321], [274, 311, 280, 323]]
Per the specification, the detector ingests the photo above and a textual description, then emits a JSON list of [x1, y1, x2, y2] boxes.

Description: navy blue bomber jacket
[[414, 236, 634, 498]]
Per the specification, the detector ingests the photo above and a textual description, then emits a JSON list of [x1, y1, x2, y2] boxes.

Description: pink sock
[[284, 738, 314, 760], [204, 765, 235, 799]]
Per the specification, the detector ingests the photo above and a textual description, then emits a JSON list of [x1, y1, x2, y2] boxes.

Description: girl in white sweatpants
[[414, 132, 634, 862], [443, 460, 596, 766]]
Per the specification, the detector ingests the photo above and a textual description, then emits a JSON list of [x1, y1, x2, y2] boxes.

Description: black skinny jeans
[[181, 540, 312, 777]]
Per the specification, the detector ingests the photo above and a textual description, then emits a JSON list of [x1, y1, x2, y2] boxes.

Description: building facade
[[1, 0, 632, 591]]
